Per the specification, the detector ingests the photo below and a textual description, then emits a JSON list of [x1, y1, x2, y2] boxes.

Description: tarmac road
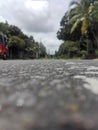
[[0, 59, 98, 130]]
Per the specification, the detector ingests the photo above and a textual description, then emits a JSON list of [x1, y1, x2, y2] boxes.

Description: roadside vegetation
[[56, 0, 98, 59], [0, 21, 46, 59]]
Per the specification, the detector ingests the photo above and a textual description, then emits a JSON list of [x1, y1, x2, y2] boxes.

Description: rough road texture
[[0, 60, 98, 130]]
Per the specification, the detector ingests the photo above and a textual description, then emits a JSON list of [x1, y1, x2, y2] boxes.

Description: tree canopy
[[0, 21, 46, 59], [56, 0, 98, 59]]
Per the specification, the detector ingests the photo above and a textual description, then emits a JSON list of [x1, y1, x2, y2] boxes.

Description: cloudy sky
[[0, 0, 71, 54]]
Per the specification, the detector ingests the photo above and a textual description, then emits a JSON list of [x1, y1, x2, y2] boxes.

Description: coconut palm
[[68, 0, 91, 34], [69, 0, 98, 33], [68, 0, 98, 53]]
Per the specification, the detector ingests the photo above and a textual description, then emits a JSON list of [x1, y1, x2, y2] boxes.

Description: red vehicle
[[0, 34, 9, 59]]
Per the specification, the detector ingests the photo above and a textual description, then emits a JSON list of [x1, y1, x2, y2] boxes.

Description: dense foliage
[[56, 0, 98, 59], [0, 21, 46, 59]]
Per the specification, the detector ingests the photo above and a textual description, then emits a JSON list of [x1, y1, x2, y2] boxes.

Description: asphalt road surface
[[0, 59, 98, 130]]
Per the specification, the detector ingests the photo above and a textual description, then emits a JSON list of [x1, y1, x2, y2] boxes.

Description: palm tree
[[68, 0, 98, 54], [68, 0, 91, 34]]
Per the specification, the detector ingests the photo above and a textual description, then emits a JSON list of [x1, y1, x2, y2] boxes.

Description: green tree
[[69, 0, 98, 49], [57, 41, 78, 58], [57, 11, 82, 42], [0, 21, 9, 35], [0, 21, 47, 59], [69, 0, 90, 34], [9, 36, 25, 49], [9, 36, 25, 58], [8, 25, 24, 37], [57, 0, 98, 58]]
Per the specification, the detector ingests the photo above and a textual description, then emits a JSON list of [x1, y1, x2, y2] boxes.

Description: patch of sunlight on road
[[74, 75, 98, 94], [84, 72, 98, 75], [87, 66, 98, 71], [66, 62, 82, 65], [84, 78, 98, 94]]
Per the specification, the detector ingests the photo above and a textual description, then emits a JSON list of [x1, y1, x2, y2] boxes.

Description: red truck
[[0, 34, 9, 60]]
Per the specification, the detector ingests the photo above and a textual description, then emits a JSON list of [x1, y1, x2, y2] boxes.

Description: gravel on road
[[0, 60, 98, 130]]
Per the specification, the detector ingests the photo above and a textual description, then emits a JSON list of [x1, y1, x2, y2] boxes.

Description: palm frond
[[68, 14, 81, 24], [71, 19, 80, 33], [88, 5, 95, 13], [89, 2, 98, 22]]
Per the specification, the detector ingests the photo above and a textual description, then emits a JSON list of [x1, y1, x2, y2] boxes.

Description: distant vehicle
[[0, 33, 9, 60]]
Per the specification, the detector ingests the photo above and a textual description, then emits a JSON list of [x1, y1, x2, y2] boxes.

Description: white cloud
[[0, 0, 71, 54], [25, 0, 49, 11]]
